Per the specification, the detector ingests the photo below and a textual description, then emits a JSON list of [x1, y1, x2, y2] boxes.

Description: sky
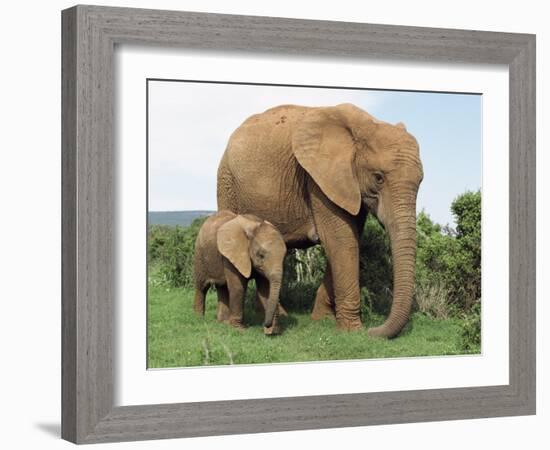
[[148, 80, 481, 227]]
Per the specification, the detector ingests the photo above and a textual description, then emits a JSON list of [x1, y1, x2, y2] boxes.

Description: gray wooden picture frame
[[61, 4, 536, 444]]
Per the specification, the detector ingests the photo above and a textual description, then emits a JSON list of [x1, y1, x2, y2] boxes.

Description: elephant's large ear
[[292, 105, 365, 215], [217, 216, 260, 278]]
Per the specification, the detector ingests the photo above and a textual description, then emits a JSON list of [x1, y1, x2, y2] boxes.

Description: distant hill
[[148, 210, 215, 227]]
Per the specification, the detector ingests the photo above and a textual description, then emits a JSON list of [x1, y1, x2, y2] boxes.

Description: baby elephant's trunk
[[263, 276, 282, 329]]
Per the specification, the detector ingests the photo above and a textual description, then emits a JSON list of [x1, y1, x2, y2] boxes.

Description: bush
[[449, 191, 481, 309], [414, 190, 481, 315], [279, 247, 324, 311], [148, 225, 173, 263], [283, 247, 326, 286], [148, 217, 207, 288], [414, 211, 457, 317], [459, 301, 481, 352], [360, 287, 385, 326], [279, 281, 320, 312], [359, 216, 393, 316], [414, 280, 451, 319]]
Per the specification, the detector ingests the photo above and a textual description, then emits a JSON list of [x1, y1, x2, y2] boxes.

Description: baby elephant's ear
[[217, 216, 260, 278]]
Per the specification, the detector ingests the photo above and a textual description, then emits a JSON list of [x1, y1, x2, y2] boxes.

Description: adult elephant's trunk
[[368, 207, 417, 338], [263, 276, 282, 329]]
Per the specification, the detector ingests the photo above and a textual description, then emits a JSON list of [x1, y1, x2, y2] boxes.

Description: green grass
[[147, 282, 480, 368]]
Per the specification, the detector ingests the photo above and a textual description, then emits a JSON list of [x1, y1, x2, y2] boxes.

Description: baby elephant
[[193, 210, 287, 334]]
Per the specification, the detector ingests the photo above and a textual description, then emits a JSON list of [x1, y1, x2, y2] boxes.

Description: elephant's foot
[[263, 323, 281, 335], [193, 304, 205, 316], [227, 320, 246, 331], [216, 304, 230, 322], [311, 297, 336, 321], [336, 317, 363, 331], [193, 291, 206, 316], [264, 314, 281, 335]]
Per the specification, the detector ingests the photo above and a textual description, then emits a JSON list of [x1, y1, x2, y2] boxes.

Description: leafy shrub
[[283, 247, 326, 286], [414, 211, 457, 317], [279, 280, 320, 312], [148, 217, 207, 288], [414, 280, 451, 319], [279, 247, 326, 312], [414, 191, 481, 313], [360, 287, 385, 326], [459, 301, 481, 352], [148, 225, 173, 263], [359, 216, 393, 316], [449, 191, 481, 309]]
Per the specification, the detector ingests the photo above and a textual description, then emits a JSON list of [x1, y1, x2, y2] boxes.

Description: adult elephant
[[217, 103, 423, 337]]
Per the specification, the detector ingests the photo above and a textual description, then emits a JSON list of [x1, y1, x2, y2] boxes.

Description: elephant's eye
[[373, 172, 385, 185]]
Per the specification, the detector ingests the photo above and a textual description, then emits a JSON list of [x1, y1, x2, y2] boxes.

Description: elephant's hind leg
[[311, 265, 336, 321], [193, 285, 208, 316]]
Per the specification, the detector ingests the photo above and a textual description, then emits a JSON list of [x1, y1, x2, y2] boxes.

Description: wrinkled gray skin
[[193, 210, 287, 334]]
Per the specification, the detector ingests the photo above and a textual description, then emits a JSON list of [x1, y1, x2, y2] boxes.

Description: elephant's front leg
[[223, 261, 247, 329], [323, 242, 362, 330], [311, 265, 336, 321], [216, 285, 230, 322], [311, 188, 362, 331]]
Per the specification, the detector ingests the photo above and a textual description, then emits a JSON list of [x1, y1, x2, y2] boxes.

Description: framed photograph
[[62, 5, 535, 444]]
